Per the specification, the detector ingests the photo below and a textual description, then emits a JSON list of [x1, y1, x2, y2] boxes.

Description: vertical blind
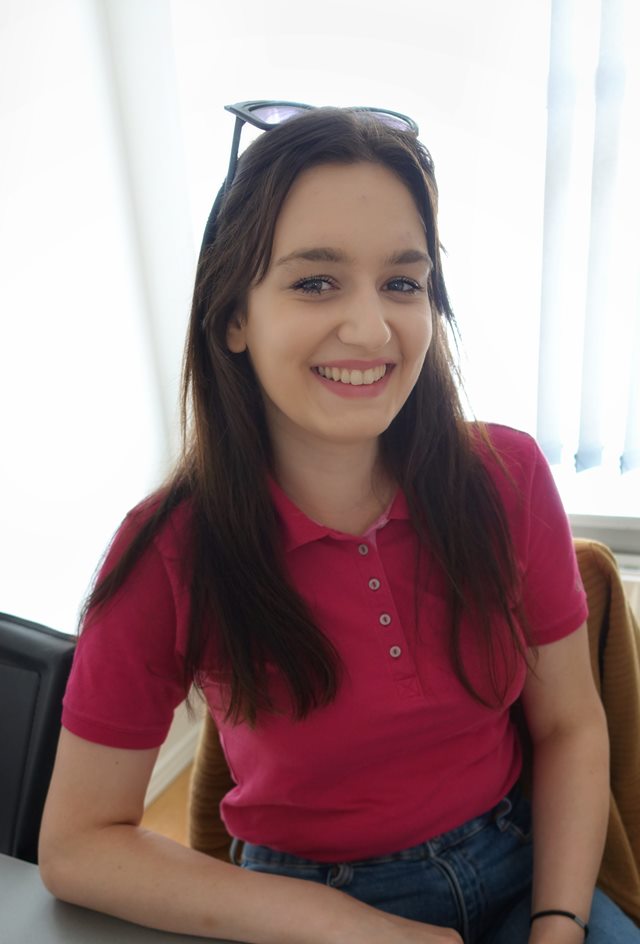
[[537, 0, 640, 477]]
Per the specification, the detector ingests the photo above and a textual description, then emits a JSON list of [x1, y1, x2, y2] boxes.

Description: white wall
[[0, 0, 193, 631]]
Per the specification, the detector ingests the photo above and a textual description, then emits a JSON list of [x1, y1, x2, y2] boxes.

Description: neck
[[271, 439, 395, 535]]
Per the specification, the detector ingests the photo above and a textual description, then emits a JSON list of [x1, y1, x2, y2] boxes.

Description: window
[[536, 0, 640, 548]]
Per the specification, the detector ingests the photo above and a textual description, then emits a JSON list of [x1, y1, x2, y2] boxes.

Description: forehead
[[270, 162, 426, 256]]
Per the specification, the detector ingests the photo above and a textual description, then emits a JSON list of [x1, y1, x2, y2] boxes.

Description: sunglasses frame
[[222, 99, 419, 193]]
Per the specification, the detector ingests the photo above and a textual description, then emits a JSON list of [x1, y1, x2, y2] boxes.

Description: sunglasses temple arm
[[224, 116, 246, 193]]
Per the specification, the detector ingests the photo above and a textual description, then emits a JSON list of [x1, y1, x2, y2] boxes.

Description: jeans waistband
[[231, 782, 522, 868]]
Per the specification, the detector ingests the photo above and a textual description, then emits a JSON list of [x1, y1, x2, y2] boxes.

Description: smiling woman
[[38, 105, 638, 944], [225, 162, 433, 495]]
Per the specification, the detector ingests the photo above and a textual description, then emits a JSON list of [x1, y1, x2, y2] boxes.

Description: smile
[[312, 364, 388, 386]]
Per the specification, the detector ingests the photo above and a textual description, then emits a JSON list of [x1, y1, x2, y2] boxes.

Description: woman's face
[[227, 161, 433, 459]]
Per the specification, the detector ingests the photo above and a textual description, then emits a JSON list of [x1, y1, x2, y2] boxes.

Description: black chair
[[0, 612, 75, 863]]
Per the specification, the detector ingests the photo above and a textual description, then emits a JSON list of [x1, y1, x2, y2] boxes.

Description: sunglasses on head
[[223, 100, 419, 190], [199, 100, 419, 253]]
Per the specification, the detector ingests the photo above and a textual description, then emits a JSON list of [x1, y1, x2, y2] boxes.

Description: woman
[[39, 103, 636, 943]]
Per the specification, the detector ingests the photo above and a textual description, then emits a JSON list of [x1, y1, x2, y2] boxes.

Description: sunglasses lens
[[373, 111, 409, 131], [249, 104, 310, 126], [370, 111, 416, 132]]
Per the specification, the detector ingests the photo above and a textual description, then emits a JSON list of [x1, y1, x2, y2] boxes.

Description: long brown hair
[[85, 108, 530, 724]]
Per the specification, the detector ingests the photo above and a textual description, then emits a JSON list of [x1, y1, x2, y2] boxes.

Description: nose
[[335, 286, 392, 351]]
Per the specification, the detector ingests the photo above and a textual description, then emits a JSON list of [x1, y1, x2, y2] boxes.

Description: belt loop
[[327, 863, 354, 887], [229, 836, 243, 866], [493, 794, 512, 826]]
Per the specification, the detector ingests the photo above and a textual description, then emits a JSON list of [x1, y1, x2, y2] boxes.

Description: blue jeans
[[234, 787, 639, 943]]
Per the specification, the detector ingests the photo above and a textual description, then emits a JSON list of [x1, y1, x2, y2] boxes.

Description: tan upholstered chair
[[188, 539, 640, 922], [188, 706, 236, 863], [572, 539, 640, 923]]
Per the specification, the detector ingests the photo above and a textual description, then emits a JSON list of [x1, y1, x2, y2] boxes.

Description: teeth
[[316, 364, 388, 385]]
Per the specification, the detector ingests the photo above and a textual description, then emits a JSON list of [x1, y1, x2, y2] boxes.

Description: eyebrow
[[274, 247, 432, 269]]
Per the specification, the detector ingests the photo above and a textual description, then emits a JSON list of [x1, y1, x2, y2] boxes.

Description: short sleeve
[[518, 438, 589, 646], [61, 512, 188, 749]]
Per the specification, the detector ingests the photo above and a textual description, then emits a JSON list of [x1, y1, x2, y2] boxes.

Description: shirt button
[[389, 646, 402, 658], [358, 544, 369, 556], [368, 578, 381, 591], [379, 613, 392, 626]]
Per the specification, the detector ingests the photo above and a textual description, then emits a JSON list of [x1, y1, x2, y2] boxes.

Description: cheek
[[404, 311, 433, 383], [413, 308, 434, 358], [422, 315, 433, 349], [245, 335, 306, 405]]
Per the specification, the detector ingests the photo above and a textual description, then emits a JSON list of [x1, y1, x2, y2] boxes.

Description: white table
[[0, 853, 234, 943]]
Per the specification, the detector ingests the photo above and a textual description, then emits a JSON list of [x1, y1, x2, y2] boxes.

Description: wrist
[[529, 911, 588, 944]]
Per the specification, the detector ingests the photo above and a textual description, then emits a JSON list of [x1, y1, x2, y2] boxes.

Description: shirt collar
[[267, 476, 411, 553]]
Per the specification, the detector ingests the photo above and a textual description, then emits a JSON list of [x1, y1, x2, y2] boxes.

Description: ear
[[226, 312, 247, 353]]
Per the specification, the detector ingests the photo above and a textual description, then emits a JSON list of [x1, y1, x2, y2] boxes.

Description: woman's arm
[[39, 729, 461, 944], [521, 623, 609, 944]]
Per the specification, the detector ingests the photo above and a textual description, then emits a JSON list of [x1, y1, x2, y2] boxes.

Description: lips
[[313, 364, 388, 386], [311, 364, 395, 398]]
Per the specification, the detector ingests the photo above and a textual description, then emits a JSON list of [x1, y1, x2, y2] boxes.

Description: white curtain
[[536, 0, 639, 542], [538, 0, 639, 473]]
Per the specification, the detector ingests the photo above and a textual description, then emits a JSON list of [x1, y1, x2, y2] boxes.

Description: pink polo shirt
[[62, 424, 588, 861]]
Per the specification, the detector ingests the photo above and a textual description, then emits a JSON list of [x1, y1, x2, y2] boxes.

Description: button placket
[[354, 538, 413, 681]]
